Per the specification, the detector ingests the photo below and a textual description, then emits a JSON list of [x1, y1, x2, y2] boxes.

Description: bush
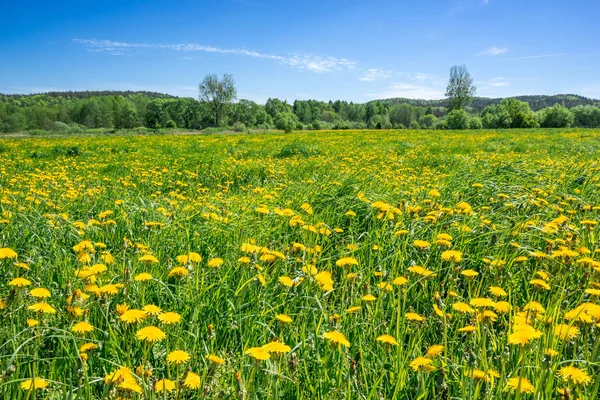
[[409, 120, 420, 129], [165, 119, 177, 129], [446, 109, 469, 129], [419, 114, 437, 128], [232, 122, 246, 132], [537, 104, 574, 128], [274, 112, 299, 133], [46, 121, 70, 132], [468, 117, 482, 129]]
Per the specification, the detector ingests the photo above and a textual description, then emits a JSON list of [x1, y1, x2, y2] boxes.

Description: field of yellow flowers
[[0, 128, 599, 399]]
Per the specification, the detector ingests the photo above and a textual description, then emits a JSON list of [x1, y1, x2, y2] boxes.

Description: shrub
[[537, 104, 574, 128], [446, 109, 469, 129], [468, 117, 482, 129], [232, 122, 246, 132]]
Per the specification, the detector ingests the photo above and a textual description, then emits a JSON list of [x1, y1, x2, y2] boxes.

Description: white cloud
[[476, 77, 510, 87], [359, 68, 395, 81], [478, 46, 508, 56], [367, 83, 445, 100], [483, 0, 490, 4], [72, 39, 355, 73]]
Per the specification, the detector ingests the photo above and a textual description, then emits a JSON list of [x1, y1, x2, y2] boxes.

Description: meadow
[[0, 128, 599, 399]]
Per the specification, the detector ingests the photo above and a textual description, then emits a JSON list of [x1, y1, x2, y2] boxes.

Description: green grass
[[0, 129, 599, 399]]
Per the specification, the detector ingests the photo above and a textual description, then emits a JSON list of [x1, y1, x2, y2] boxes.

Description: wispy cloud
[[367, 83, 445, 100], [478, 46, 508, 56], [72, 39, 356, 73], [359, 69, 395, 81], [501, 53, 567, 61], [477, 77, 510, 87]]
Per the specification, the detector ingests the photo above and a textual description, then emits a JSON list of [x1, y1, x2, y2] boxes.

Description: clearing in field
[[0, 129, 599, 399]]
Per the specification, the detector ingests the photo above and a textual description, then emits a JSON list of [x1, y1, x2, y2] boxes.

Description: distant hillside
[[0, 90, 176, 103], [378, 94, 600, 112]]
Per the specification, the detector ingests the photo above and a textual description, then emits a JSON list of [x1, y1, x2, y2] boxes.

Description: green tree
[[537, 104, 574, 128], [445, 65, 476, 111], [198, 73, 237, 127], [446, 109, 469, 129]]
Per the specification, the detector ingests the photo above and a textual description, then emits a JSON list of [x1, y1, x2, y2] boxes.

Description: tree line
[[1, 72, 600, 133]]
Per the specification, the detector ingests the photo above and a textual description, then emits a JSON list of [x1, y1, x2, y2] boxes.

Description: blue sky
[[1, 0, 599, 103]]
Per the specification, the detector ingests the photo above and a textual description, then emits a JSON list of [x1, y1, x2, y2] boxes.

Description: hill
[[377, 94, 600, 112]]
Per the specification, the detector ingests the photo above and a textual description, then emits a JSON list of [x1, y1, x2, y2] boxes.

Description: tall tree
[[445, 65, 476, 111], [198, 74, 237, 127]]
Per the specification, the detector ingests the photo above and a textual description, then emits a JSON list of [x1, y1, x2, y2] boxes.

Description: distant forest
[[1, 90, 599, 133]]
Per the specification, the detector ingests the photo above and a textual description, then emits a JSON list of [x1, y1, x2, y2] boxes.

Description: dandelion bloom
[[134, 272, 153, 282], [169, 266, 189, 277], [392, 276, 408, 286], [553, 324, 580, 340], [453, 302, 476, 314], [336, 257, 358, 267], [376, 334, 398, 346], [409, 357, 434, 372], [142, 304, 162, 315], [80, 343, 99, 353], [408, 266, 435, 277], [158, 312, 181, 325], [9, 277, 31, 287], [405, 312, 425, 322], [276, 314, 293, 323], [167, 350, 191, 365], [489, 286, 507, 297], [458, 325, 477, 333], [461, 269, 478, 278], [155, 379, 176, 393], [505, 377, 535, 394], [0, 247, 18, 259], [362, 294, 376, 302], [346, 306, 361, 313], [315, 271, 334, 291], [136, 326, 166, 342], [530, 279, 551, 290], [27, 319, 39, 327], [207, 354, 226, 365], [508, 324, 543, 346], [120, 309, 147, 324], [413, 240, 431, 250], [470, 298, 496, 308], [184, 372, 201, 389], [71, 321, 94, 334], [139, 254, 158, 264], [20, 378, 48, 390], [441, 250, 462, 262], [278, 276, 294, 287], [557, 366, 592, 385], [261, 341, 291, 354], [426, 345, 444, 357], [245, 347, 271, 360], [207, 258, 224, 268], [323, 331, 350, 347], [28, 302, 56, 314]]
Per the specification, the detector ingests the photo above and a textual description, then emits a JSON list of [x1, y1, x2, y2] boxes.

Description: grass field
[[0, 129, 599, 399]]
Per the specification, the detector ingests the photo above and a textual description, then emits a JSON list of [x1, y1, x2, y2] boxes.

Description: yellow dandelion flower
[[28, 302, 56, 314], [323, 331, 350, 347], [134, 272, 153, 282], [155, 379, 175, 393], [29, 287, 51, 298], [207, 354, 226, 365], [9, 277, 31, 287], [426, 345, 444, 357], [120, 309, 148, 324], [405, 312, 425, 322], [167, 350, 190, 365], [376, 334, 398, 345], [158, 312, 181, 325], [71, 321, 94, 334], [136, 326, 166, 342], [183, 372, 201, 389], [441, 250, 462, 262], [276, 314, 293, 323], [557, 366, 592, 385], [505, 377, 535, 394], [553, 324, 580, 340], [20, 378, 48, 390], [207, 258, 224, 268]]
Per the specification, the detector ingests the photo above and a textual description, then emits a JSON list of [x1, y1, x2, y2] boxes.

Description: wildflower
[[392, 276, 408, 286], [405, 312, 425, 322], [470, 298, 496, 308], [134, 272, 153, 282], [276, 314, 293, 323], [155, 379, 176, 393], [207, 354, 226, 365], [336, 257, 358, 267], [530, 279, 551, 290], [362, 294, 376, 302], [207, 258, 224, 267], [183, 372, 201, 389], [505, 377, 535, 394], [136, 326, 166, 342], [346, 306, 361, 313], [261, 341, 291, 354], [376, 335, 398, 345], [80, 343, 98, 353], [169, 266, 189, 277], [557, 366, 592, 385], [508, 324, 543, 346], [27, 319, 39, 327], [315, 271, 334, 291], [413, 240, 431, 250], [28, 302, 56, 314], [29, 287, 51, 298], [461, 269, 479, 278], [553, 324, 580, 340], [71, 321, 94, 334], [489, 286, 507, 297], [20, 378, 49, 390], [408, 266, 435, 277], [452, 302, 475, 314], [278, 276, 294, 287], [426, 345, 444, 357], [139, 254, 158, 264], [158, 312, 181, 325], [441, 250, 462, 262], [167, 350, 190, 365], [323, 331, 350, 347], [245, 347, 271, 360], [0, 248, 18, 259], [120, 309, 147, 324], [409, 357, 435, 372], [9, 277, 31, 287], [458, 325, 477, 333], [493, 301, 512, 313]]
